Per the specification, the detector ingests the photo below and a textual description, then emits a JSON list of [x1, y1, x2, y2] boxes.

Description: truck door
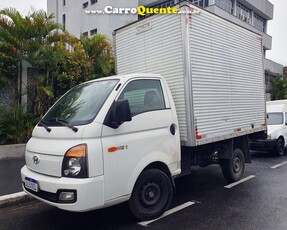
[[101, 79, 178, 202]]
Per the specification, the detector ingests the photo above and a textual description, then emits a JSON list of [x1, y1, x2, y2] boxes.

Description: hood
[[25, 122, 102, 177]]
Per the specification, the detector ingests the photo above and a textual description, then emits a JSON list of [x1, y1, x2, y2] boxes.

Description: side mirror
[[104, 99, 132, 129]]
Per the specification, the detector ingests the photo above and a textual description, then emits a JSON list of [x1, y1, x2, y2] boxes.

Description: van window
[[42, 80, 119, 126], [267, 112, 283, 125], [119, 80, 165, 115]]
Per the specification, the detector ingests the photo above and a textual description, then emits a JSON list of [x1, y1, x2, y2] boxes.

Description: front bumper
[[250, 139, 277, 152], [21, 165, 104, 212]]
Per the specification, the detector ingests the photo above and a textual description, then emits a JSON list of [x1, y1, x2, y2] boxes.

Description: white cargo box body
[[114, 2, 266, 147]]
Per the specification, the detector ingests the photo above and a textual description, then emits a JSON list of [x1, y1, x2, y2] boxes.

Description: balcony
[[242, 0, 273, 19]]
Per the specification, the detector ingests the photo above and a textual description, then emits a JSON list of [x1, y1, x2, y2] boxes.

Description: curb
[[0, 144, 26, 160], [0, 192, 35, 209]]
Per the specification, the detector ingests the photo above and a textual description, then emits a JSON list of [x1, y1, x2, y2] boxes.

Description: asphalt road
[[1, 152, 287, 230], [0, 158, 25, 196]]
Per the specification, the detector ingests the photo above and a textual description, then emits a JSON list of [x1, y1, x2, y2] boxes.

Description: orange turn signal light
[[66, 145, 86, 157], [108, 147, 118, 153]]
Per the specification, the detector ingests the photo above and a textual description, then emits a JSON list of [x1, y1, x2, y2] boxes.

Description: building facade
[[47, 0, 283, 97], [47, 0, 138, 40]]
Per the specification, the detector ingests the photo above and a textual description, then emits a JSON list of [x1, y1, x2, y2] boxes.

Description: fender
[[124, 150, 173, 195]]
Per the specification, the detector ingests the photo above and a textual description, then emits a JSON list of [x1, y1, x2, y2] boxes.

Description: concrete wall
[[264, 58, 284, 76], [0, 144, 25, 159], [0, 60, 31, 109], [0, 86, 14, 109]]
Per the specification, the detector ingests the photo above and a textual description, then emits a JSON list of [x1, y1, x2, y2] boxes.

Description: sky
[[0, 0, 286, 66]]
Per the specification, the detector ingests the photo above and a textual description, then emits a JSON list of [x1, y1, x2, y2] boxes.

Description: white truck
[[21, 2, 266, 221], [251, 100, 287, 156]]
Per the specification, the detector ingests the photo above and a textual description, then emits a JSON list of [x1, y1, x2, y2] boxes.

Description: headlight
[[62, 144, 88, 178]]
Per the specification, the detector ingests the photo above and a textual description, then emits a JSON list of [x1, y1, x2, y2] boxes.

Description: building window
[[215, 0, 233, 14], [62, 14, 66, 31], [236, 2, 251, 23], [254, 13, 266, 32], [83, 2, 88, 9], [189, 0, 209, 8], [91, 0, 97, 5], [148, 0, 176, 9], [83, 32, 88, 36], [90, 28, 97, 36], [63, 0, 66, 6]]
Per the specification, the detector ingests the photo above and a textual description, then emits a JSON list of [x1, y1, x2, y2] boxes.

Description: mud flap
[[218, 136, 251, 163]]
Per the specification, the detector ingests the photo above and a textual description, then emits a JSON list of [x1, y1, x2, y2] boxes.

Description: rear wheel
[[274, 138, 284, 156], [128, 169, 173, 221], [221, 148, 245, 183]]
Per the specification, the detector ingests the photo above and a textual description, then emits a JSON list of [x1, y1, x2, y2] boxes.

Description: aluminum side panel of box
[[115, 13, 189, 142], [188, 7, 265, 145]]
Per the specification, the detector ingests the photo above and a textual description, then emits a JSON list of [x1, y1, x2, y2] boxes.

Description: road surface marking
[[224, 175, 256, 189], [138, 201, 195, 227], [270, 161, 287, 169]]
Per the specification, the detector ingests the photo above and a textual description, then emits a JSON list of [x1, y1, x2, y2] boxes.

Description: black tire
[[274, 138, 284, 156], [221, 148, 245, 183], [128, 169, 173, 221]]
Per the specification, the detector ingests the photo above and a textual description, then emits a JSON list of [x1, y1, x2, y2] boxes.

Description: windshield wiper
[[39, 120, 51, 133], [55, 118, 78, 133]]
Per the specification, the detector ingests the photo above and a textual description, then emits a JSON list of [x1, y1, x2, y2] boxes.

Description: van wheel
[[221, 148, 245, 183], [274, 138, 284, 156], [129, 169, 173, 221]]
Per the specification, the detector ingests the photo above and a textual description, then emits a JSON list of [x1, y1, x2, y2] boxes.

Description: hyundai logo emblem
[[32, 156, 40, 164]]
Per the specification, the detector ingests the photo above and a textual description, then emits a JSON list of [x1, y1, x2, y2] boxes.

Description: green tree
[[80, 34, 114, 78], [271, 76, 287, 100], [32, 33, 115, 116], [0, 8, 115, 117], [0, 8, 62, 105], [0, 42, 18, 87], [0, 8, 28, 104]]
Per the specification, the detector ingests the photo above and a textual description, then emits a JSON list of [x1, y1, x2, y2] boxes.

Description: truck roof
[[113, 1, 262, 38], [267, 100, 287, 113], [86, 73, 163, 83]]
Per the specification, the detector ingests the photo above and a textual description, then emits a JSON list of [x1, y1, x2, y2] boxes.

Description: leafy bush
[[271, 76, 287, 100], [0, 106, 37, 144]]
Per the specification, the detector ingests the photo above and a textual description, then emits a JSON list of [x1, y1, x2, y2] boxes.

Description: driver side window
[[119, 79, 166, 115]]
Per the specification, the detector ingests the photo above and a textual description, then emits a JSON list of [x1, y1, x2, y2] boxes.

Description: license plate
[[25, 177, 38, 192]]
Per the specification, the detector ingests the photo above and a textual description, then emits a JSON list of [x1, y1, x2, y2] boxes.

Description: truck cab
[[21, 73, 181, 220]]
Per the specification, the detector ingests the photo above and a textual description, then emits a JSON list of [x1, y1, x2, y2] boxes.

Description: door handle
[[170, 124, 176, 135]]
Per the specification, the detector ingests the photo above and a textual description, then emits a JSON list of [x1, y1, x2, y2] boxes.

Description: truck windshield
[[41, 79, 119, 126], [267, 113, 283, 125]]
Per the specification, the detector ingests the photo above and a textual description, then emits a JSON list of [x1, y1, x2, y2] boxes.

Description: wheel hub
[[140, 181, 161, 207], [233, 157, 241, 173], [148, 191, 155, 198]]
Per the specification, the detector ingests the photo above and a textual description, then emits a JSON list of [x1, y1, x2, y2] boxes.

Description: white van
[[251, 100, 287, 156]]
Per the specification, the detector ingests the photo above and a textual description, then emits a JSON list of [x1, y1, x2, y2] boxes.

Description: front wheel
[[221, 148, 245, 183], [128, 169, 173, 221], [274, 138, 284, 156]]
